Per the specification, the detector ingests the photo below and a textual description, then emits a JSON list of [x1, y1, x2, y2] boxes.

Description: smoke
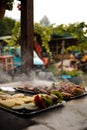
[[0, 50, 57, 84], [0, 67, 12, 84], [0, 65, 57, 85]]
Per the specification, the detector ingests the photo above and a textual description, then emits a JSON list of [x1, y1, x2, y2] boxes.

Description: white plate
[[0, 87, 15, 92]]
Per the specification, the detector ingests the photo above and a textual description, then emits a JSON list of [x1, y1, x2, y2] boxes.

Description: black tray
[[64, 92, 87, 101], [0, 87, 65, 117], [71, 92, 87, 99], [0, 87, 33, 96], [16, 88, 38, 94], [0, 101, 65, 118], [16, 88, 87, 101]]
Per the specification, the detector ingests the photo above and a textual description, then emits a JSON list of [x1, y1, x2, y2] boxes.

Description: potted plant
[[0, 0, 14, 19]]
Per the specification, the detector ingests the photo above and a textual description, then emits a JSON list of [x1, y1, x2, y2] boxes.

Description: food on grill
[[12, 104, 24, 110], [58, 81, 86, 100], [17, 80, 86, 100], [0, 91, 35, 109], [0, 80, 86, 111], [12, 93, 25, 98], [61, 92, 73, 100], [22, 96, 34, 103], [50, 94, 58, 104], [24, 102, 38, 110], [17, 82, 59, 94], [0, 94, 11, 100], [0, 99, 15, 108], [13, 99, 25, 105], [34, 93, 62, 109], [41, 94, 53, 107], [34, 94, 46, 109], [51, 91, 63, 103], [0, 91, 9, 95], [72, 87, 85, 96]]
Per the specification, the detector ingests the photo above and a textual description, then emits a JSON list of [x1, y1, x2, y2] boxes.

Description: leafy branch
[[0, 0, 14, 10]]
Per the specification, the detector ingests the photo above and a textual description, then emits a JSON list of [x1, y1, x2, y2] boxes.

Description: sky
[[5, 0, 87, 25]]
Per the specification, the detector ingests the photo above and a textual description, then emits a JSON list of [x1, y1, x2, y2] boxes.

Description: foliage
[[54, 24, 68, 35], [34, 23, 53, 56], [4, 21, 53, 59], [54, 22, 87, 52], [63, 70, 83, 77], [4, 21, 20, 47], [0, 17, 15, 36], [3, 16, 87, 59], [0, 0, 14, 10]]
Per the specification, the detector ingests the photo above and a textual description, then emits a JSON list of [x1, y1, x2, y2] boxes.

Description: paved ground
[[28, 97, 87, 130]]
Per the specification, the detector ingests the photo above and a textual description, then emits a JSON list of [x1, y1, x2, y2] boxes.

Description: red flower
[[17, 3, 21, 11]]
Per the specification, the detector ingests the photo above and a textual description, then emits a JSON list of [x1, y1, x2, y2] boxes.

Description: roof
[[51, 33, 76, 40]]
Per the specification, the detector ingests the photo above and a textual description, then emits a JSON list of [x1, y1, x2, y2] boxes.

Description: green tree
[[0, 0, 14, 10], [40, 15, 51, 27], [4, 21, 20, 47], [66, 22, 87, 51], [5, 22, 53, 57], [34, 23, 53, 56], [4, 20, 87, 58], [0, 17, 15, 36], [54, 22, 87, 51]]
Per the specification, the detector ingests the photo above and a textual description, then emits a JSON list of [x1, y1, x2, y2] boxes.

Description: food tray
[[16, 88, 87, 101], [16, 88, 38, 94], [70, 92, 87, 99], [0, 87, 65, 117], [0, 101, 65, 118], [64, 92, 87, 101]]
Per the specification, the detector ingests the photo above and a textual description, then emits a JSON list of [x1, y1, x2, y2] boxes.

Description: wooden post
[[20, 0, 34, 73]]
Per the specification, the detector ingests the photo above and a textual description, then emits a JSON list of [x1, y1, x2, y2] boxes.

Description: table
[[0, 96, 87, 130]]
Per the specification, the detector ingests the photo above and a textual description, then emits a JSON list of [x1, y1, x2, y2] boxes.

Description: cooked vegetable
[[61, 92, 72, 100], [51, 91, 63, 103], [50, 94, 58, 104], [72, 87, 84, 96], [34, 94, 46, 109]]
